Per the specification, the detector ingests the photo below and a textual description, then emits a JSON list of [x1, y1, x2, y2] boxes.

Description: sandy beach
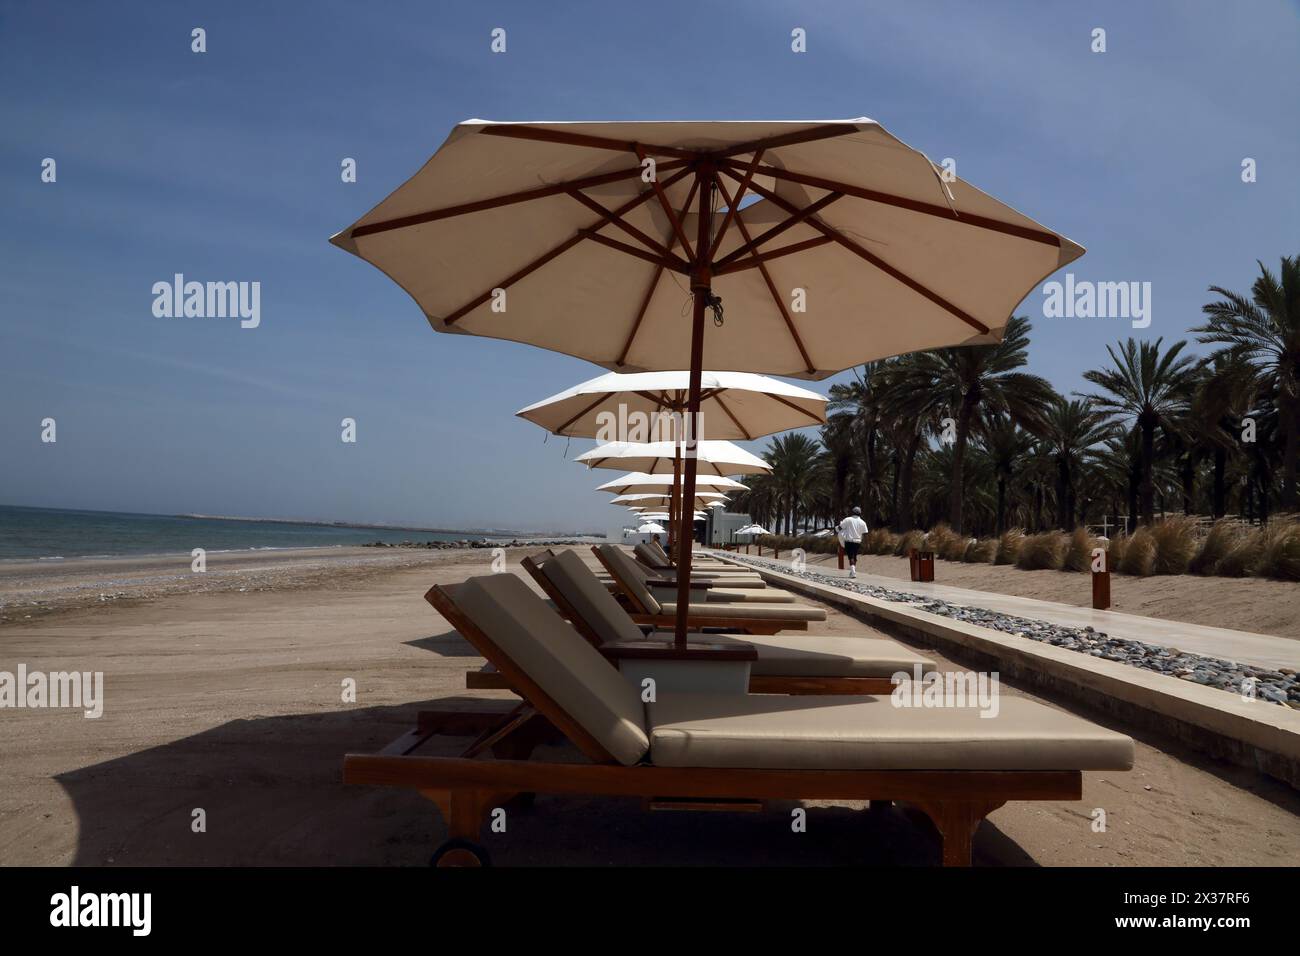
[[2, 546, 1297, 867]]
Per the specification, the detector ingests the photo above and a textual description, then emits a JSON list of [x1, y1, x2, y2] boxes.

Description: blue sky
[[1, 1, 1296, 533]]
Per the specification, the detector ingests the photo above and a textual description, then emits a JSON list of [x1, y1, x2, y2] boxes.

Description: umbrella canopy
[[517, 370, 826, 441], [737, 524, 772, 535], [611, 492, 726, 509], [596, 472, 747, 495], [636, 522, 666, 534], [576, 439, 770, 476], [331, 119, 1081, 379], [333, 118, 1081, 643]]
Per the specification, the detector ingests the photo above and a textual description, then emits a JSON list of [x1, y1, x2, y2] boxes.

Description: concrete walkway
[[716, 553, 1299, 673]]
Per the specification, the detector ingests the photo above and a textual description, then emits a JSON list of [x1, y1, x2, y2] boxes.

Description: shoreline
[[0, 542, 592, 627]]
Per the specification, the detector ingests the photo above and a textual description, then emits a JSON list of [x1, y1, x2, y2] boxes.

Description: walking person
[[837, 506, 868, 579]]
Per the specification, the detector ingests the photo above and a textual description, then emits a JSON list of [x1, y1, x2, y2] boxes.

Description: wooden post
[[1092, 546, 1111, 610], [838, 544, 845, 570]]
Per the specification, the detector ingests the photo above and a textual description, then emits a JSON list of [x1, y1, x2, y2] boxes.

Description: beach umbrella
[[517, 370, 826, 440], [332, 119, 1082, 642], [519, 370, 819, 547], [576, 439, 770, 476], [596, 472, 747, 496], [636, 522, 667, 535]]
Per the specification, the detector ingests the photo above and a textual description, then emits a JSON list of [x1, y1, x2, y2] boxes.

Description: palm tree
[[1195, 255, 1300, 511], [763, 432, 822, 533], [1042, 397, 1112, 528], [980, 413, 1035, 534], [1081, 338, 1199, 525], [889, 316, 1055, 533]]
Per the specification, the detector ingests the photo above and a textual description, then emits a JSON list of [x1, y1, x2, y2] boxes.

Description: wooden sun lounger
[[592, 544, 825, 635], [344, 574, 1133, 867], [512, 549, 931, 695]]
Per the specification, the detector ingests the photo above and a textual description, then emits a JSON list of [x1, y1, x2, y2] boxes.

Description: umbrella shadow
[[53, 698, 1038, 866]]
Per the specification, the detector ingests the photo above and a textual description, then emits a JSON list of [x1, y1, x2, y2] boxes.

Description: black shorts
[[844, 541, 861, 561]]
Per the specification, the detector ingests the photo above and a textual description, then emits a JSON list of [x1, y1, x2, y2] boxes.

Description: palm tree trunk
[[900, 434, 920, 531], [1213, 447, 1227, 518], [1056, 459, 1069, 529], [1284, 396, 1298, 511], [948, 395, 978, 533], [1139, 423, 1155, 525], [996, 476, 1007, 534]]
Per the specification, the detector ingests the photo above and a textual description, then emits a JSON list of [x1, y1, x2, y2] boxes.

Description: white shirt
[[838, 515, 868, 543]]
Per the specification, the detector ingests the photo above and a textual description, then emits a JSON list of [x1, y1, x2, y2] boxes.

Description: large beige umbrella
[[332, 118, 1082, 642], [576, 439, 770, 476], [596, 472, 747, 496]]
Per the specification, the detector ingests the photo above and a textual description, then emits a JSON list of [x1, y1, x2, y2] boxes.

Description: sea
[[0, 505, 527, 561]]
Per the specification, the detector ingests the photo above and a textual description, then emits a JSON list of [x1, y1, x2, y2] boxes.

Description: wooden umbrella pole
[[675, 163, 714, 646], [669, 442, 682, 550]]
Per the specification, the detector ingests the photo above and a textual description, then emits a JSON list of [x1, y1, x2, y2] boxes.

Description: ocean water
[[0, 505, 510, 561]]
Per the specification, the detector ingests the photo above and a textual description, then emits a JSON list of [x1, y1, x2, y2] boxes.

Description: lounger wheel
[[430, 838, 492, 867]]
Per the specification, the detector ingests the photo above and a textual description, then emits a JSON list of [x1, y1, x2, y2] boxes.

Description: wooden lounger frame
[[342, 581, 1083, 867], [515, 550, 897, 695], [592, 545, 806, 635]]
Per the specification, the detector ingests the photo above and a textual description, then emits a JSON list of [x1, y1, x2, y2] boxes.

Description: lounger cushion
[[543, 549, 646, 645], [647, 694, 1135, 771], [596, 545, 663, 614], [655, 601, 827, 622], [647, 585, 795, 604], [642, 631, 936, 677], [453, 575, 650, 766]]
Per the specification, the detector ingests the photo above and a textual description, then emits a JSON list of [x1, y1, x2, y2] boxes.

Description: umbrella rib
[[765, 392, 828, 426], [615, 175, 699, 367], [634, 145, 695, 262], [617, 265, 663, 367], [480, 124, 698, 161], [709, 148, 764, 260], [710, 392, 754, 441], [717, 157, 1062, 247], [712, 236, 834, 275], [715, 124, 860, 159], [725, 170, 991, 335], [714, 174, 816, 375], [555, 391, 616, 435], [564, 188, 688, 268], [350, 162, 684, 239], [713, 191, 844, 269], [443, 165, 692, 325], [579, 231, 693, 273]]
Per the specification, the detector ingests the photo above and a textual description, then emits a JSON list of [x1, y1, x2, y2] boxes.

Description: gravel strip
[[718, 552, 1299, 709]]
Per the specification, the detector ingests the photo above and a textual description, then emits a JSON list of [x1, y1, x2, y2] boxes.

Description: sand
[[753, 549, 1300, 641], [1, 547, 1297, 866]]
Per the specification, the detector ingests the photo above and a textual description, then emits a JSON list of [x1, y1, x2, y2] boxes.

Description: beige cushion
[[656, 601, 827, 622], [641, 631, 936, 677], [452, 575, 650, 766], [542, 549, 646, 646], [648, 694, 1135, 771], [647, 539, 672, 564], [596, 544, 662, 614], [634, 542, 668, 568], [648, 585, 795, 604]]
